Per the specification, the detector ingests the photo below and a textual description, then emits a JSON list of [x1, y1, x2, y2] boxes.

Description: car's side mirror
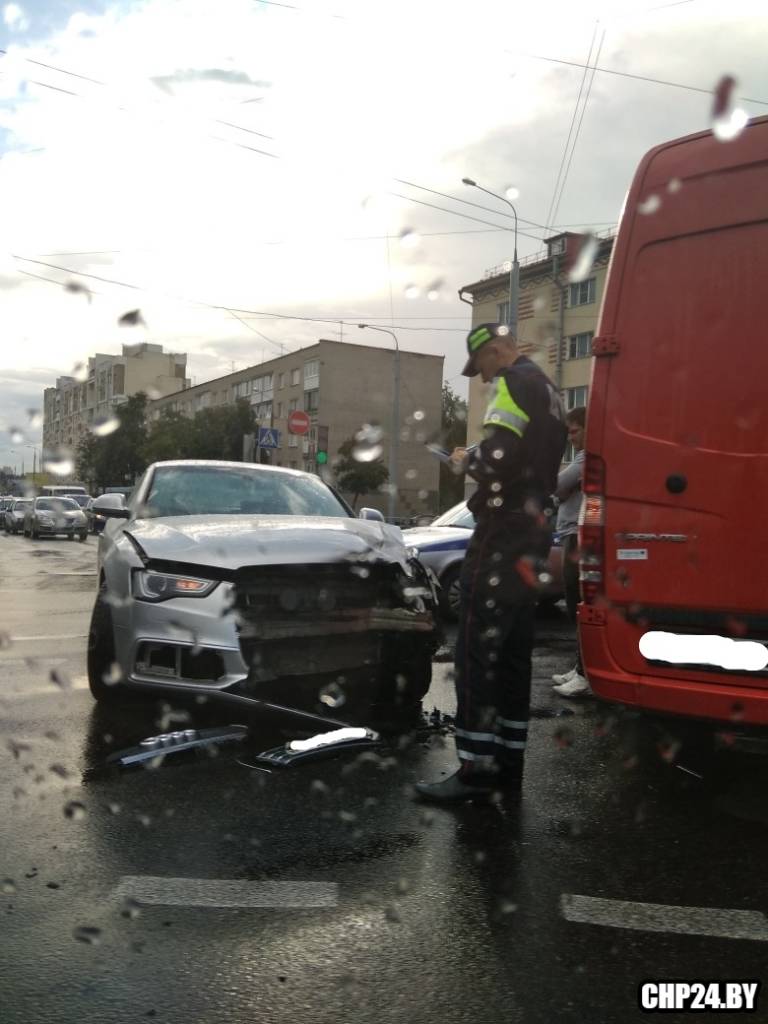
[[359, 507, 385, 522], [92, 494, 130, 519]]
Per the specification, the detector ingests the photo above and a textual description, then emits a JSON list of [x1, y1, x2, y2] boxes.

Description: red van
[[579, 115, 768, 728]]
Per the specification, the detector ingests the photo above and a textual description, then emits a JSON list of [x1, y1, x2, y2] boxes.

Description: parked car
[[4, 498, 33, 534], [402, 500, 564, 620], [87, 460, 440, 709], [68, 493, 93, 510], [23, 496, 88, 541], [85, 497, 107, 535]]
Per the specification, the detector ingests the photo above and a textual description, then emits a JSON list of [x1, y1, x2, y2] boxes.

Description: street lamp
[[462, 177, 519, 337], [357, 324, 400, 524]]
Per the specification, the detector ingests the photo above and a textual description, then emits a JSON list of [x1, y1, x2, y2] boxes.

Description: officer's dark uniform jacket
[[461, 355, 567, 599]]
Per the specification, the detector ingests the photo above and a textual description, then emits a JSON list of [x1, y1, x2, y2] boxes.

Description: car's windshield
[[36, 498, 79, 511], [69, 494, 92, 508], [431, 502, 476, 529], [143, 466, 351, 519]]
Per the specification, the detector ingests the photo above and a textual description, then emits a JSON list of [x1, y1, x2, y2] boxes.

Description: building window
[[304, 389, 319, 412], [263, 373, 273, 391], [564, 385, 588, 411], [291, 368, 300, 386], [288, 397, 299, 413], [497, 301, 510, 324], [255, 401, 272, 422], [288, 435, 298, 448], [279, 373, 285, 389], [568, 278, 596, 306], [567, 332, 594, 360], [303, 359, 320, 389], [275, 402, 283, 419], [234, 380, 251, 399]]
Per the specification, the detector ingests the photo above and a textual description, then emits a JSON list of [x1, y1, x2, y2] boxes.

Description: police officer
[[415, 323, 567, 803]]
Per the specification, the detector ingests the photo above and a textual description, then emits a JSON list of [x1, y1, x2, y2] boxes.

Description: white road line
[[114, 876, 339, 909], [562, 894, 768, 942]]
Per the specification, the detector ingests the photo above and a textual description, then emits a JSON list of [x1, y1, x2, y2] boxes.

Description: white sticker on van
[[639, 631, 768, 673], [617, 548, 648, 560]]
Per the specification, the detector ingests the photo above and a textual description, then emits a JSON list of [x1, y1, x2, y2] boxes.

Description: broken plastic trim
[[250, 727, 380, 767], [106, 725, 249, 767]]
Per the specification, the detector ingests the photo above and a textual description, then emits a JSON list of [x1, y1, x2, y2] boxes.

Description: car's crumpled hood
[[125, 515, 411, 572], [401, 525, 472, 550]]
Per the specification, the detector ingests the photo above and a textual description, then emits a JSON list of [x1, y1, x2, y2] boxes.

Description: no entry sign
[[287, 410, 311, 435]]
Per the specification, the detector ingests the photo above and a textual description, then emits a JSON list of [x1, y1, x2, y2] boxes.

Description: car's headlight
[[132, 570, 219, 603]]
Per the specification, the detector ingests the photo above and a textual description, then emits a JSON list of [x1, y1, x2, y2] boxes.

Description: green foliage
[[76, 393, 149, 490], [439, 382, 468, 509], [334, 434, 389, 509]]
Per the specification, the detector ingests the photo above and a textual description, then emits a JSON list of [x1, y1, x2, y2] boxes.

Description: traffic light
[[316, 424, 329, 466]]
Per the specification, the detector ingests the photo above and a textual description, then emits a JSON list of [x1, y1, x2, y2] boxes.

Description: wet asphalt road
[[2, 534, 768, 1024]]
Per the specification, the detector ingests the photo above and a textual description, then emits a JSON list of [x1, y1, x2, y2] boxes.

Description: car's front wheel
[[439, 563, 462, 621], [87, 590, 118, 703], [78, 532, 88, 543]]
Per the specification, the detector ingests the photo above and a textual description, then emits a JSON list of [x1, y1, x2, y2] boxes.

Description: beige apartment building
[[43, 343, 189, 454], [461, 231, 615, 456], [149, 338, 444, 519]]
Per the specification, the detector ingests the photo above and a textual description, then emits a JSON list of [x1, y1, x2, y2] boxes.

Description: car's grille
[[234, 563, 397, 618]]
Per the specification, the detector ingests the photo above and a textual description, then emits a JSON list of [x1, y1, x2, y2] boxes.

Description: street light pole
[[357, 324, 400, 523], [462, 178, 519, 337]]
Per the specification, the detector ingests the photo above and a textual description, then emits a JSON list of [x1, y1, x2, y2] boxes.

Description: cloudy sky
[[0, 0, 766, 472]]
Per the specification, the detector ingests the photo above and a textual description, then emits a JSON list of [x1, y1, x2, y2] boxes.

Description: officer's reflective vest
[[483, 375, 530, 438]]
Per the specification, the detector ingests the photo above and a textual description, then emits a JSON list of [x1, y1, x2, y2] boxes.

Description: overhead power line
[[522, 52, 768, 108]]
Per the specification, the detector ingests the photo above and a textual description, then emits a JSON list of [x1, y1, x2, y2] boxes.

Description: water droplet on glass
[[49, 669, 72, 690], [101, 662, 123, 687], [64, 280, 92, 302], [352, 423, 383, 462], [90, 413, 120, 437], [488, 575, 500, 588], [398, 229, 420, 249], [9, 427, 25, 444], [711, 75, 748, 142], [554, 726, 574, 749], [63, 800, 86, 821], [73, 925, 102, 945], [43, 448, 74, 477], [667, 178, 682, 194], [107, 802, 121, 815], [505, 186, 520, 201], [310, 779, 329, 797], [118, 309, 145, 327], [26, 409, 42, 429], [319, 680, 346, 708], [121, 897, 142, 920], [1, 879, 17, 894], [638, 195, 661, 216], [568, 234, 598, 283], [404, 284, 420, 300], [384, 904, 402, 923], [72, 362, 89, 383], [0, 631, 12, 650], [49, 763, 70, 779], [426, 279, 444, 301], [405, 469, 417, 481]]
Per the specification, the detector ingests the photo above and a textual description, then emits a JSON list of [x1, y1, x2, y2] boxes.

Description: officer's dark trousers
[[454, 513, 545, 779]]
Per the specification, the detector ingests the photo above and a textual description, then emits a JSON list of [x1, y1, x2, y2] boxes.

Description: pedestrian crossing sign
[[258, 427, 280, 449]]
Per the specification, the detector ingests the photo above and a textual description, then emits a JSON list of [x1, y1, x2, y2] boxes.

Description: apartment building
[[149, 338, 444, 518], [43, 343, 189, 454], [461, 231, 615, 459]]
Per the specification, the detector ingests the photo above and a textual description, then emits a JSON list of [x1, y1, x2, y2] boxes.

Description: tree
[[145, 408, 196, 464], [76, 392, 149, 490], [334, 434, 389, 509], [439, 382, 468, 510], [188, 400, 256, 461]]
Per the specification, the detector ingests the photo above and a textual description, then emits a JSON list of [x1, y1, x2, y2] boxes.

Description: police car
[[402, 500, 564, 620]]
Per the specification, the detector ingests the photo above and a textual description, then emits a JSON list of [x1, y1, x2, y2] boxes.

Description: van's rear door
[[594, 118, 768, 681]]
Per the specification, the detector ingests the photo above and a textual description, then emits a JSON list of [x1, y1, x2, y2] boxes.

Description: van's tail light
[[578, 454, 605, 606]]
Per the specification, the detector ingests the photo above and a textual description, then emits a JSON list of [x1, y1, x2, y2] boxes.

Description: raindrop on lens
[[405, 469, 417, 480], [64, 801, 86, 821], [568, 234, 598, 283], [26, 409, 42, 429], [667, 178, 682, 194], [2, 878, 17, 894], [711, 75, 748, 143], [638, 195, 661, 216], [44, 448, 74, 477], [73, 926, 101, 945], [426, 279, 444, 301], [398, 229, 420, 249], [352, 423, 383, 462], [319, 681, 346, 708], [505, 186, 520, 201], [121, 898, 141, 920], [90, 413, 120, 437], [404, 284, 420, 300], [10, 427, 24, 444]]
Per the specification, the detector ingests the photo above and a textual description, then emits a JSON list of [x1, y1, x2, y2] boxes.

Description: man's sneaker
[[552, 667, 577, 686], [553, 673, 592, 698]]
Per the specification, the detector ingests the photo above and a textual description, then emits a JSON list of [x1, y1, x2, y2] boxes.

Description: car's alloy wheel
[[87, 590, 118, 703]]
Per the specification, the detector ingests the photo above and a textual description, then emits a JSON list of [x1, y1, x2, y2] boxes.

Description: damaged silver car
[[87, 460, 440, 710]]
